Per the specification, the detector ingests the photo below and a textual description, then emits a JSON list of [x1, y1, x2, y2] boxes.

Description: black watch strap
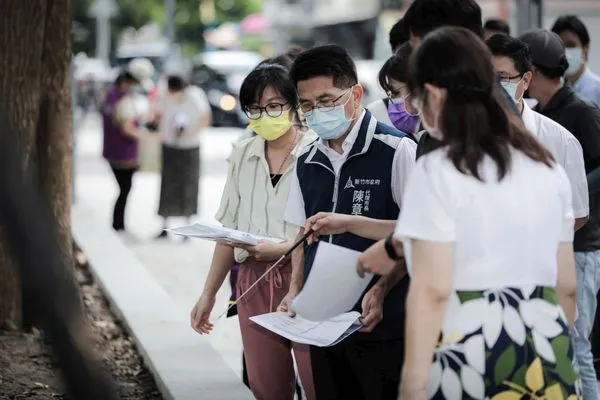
[[384, 234, 401, 261]]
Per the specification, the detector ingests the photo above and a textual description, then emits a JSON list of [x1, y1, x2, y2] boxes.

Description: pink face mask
[[387, 101, 419, 134]]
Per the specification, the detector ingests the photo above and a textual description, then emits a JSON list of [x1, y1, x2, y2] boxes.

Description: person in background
[[190, 64, 316, 400], [484, 17, 511, 40], [389, 17, 409, 53], [368, 43, 420, 139], [101, 58, 154, 237], [552, 15, 600, 108], [520, 28, 600, 400], [356, 0, 521, 274], [364, 26, 579, 399], [279, 44, 416, 400], [487, 34, 589, 231], [153, 74, 212, 240], [366, 18, 410, 127], [402, 0, 520, 160]]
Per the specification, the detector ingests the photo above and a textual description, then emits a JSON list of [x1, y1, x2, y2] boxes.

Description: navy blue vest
[[296, 110, 410, 341]]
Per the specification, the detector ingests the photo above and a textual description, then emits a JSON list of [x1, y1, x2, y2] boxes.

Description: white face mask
[[412, 97, 443, 140], [565, 47, 584, 76], [500, 78, 523, 105]]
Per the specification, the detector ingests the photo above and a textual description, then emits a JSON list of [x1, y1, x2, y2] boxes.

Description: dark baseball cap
[[518, 29, 566, 69]]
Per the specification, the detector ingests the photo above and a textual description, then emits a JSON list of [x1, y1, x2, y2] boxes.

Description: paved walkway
[[75, 113, 246, 377]]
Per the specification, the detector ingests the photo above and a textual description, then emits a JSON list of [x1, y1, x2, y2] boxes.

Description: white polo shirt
[[521, 101, 589, 219], [283, 110, 416, 227]]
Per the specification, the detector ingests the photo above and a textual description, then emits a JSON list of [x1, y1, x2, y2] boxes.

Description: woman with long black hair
[[360, 27, 581, 399]]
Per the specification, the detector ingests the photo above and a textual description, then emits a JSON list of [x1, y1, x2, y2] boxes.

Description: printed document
[[291, 242, 373, 321], [167, 223, 282, 246], [250, 311, 362, 347]]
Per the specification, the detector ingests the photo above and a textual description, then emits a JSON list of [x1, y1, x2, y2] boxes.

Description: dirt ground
[[0, 250, 163, 399]]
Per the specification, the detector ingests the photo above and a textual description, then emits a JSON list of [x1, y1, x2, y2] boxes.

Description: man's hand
[[304, 212, 351, 244], [277, 285, 300, 317], [359, 285, 384, 332], [357, 239, 397, 277], [239, 240, 283, 262]]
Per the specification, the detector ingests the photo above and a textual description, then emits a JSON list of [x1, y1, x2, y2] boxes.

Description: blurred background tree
[[72, 0, 265, 58]]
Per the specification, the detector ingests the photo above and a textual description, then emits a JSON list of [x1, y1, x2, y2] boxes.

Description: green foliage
[[73, 0, 265, 58]]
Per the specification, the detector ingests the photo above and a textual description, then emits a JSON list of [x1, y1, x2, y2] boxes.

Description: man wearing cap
[[521, 28, 600, 400]]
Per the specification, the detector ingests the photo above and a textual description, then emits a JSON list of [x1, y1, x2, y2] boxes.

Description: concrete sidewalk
[[75, 114, 246, 378]]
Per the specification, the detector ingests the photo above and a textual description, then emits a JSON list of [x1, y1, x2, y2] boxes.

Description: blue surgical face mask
[[565, 47, 584, 76], [501, 81, 519, 104], [305, 90, 354, 140]]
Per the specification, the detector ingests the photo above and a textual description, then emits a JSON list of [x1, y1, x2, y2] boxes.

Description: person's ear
[[352, 84, 364, 108], [522, 71, 533, 91], [583, 44, 590, 62], [423, 83, 446, 111]]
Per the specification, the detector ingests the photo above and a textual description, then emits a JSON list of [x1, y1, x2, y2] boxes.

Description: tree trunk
[[0, 0, 72, 329]]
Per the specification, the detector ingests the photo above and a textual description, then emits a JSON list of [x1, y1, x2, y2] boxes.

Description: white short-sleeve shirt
[[155, 85, 211, 149], [283, 111, 416, 228], [395, 148, 574, 290], [522, 101, 589, 219]]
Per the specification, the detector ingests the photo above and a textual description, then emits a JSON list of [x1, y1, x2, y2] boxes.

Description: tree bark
[[0, 0, 72, 328]]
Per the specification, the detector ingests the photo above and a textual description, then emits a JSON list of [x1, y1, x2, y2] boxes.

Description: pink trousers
[[236, 259, 315, 400]]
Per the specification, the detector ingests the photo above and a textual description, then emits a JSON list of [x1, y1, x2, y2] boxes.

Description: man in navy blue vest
[[278, 44, 416, 400]]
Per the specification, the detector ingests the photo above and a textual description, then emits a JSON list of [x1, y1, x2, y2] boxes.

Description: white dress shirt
[[522, 101, 589, 219]]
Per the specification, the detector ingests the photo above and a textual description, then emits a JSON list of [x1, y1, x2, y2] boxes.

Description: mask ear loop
[[345, 85, 361, 122]]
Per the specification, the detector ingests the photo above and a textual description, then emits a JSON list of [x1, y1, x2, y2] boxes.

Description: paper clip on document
[[216, 229, 314, 320]]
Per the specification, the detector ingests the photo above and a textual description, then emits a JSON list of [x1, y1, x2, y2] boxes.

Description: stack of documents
[[250, 311, 362, 347], [167, 223, 282, 246], [291, 242, 373, 321]]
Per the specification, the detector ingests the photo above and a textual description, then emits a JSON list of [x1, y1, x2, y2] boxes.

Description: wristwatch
[[384, 234, 401, 261]]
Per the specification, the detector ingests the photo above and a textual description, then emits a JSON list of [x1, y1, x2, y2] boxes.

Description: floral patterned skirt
[[428, 286, 581, 399]]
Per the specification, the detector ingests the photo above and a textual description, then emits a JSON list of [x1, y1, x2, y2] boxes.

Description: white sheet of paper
[[291, 242, 373, 321], [249, 311, 362, 347], [167, 223, 282, 246]]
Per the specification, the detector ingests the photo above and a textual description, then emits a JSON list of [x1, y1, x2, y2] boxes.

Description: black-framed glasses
[[497, 73, 522, 84], [245, 103, 290, 120], [299, 89, 352, 115]]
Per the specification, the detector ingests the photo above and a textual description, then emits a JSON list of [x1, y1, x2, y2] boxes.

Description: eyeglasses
[[497, 73, 523, 84], [245, 103, 290, 120], [299, 88, 353, 115]]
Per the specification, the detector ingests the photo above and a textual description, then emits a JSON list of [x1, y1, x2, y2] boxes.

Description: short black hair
[[484, 18, 510, 35], [551, 15, 590, 47], [389, 18, 409, 52], [286, 45, 306, 60], [486, 34, 532, 75], [536, 62, 569, 80], [405, 0, 484, 39], [167, 75, 186, 92], [289, 44, 358, 89], [378, 43, 413, 93], [239, 64, 298, 112], [258, 54, 294, 70], [116, 71, 138, 86]]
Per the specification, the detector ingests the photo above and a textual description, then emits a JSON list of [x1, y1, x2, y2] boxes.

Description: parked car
[[190, 51, 263, 128]]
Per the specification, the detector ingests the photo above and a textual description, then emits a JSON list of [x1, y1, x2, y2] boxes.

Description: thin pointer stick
[[216, 229, 314, 320]]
